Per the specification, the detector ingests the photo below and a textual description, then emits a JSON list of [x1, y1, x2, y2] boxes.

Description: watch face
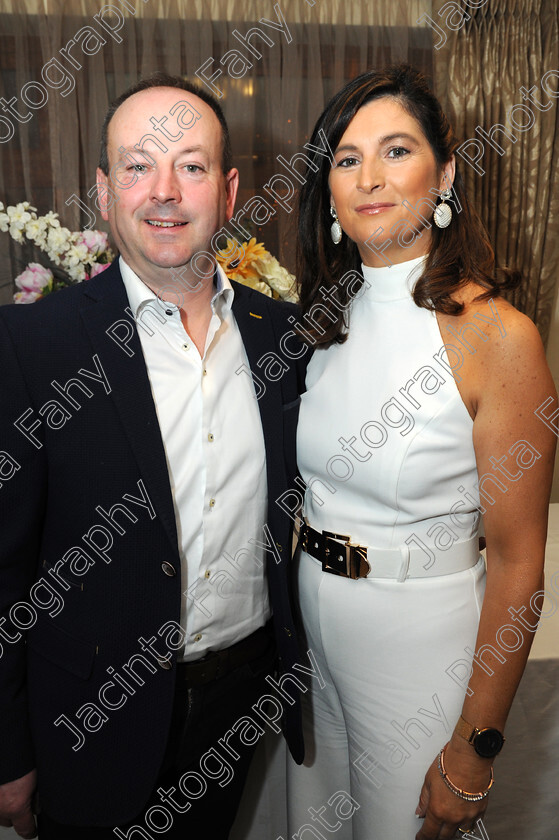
[[474, 728, 504, 758]]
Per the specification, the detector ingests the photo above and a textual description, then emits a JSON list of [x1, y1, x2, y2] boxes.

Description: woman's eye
[[388, 147, 409, 159], [337, 156, 359, 168]]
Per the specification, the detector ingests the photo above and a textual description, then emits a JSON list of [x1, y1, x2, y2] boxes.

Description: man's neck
[[179, 293, 215, 357], [124, 257, 219, 357], [159, 270, 216, 358]]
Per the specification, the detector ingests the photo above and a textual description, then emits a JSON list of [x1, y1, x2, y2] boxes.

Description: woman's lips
[[355, 203, 395, 215]]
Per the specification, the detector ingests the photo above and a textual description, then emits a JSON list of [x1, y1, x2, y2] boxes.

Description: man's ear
[[96, 168, 111, 221], [224, 168, 240, 221]]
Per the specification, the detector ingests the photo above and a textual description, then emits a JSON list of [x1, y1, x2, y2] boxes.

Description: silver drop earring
[[433, 188, 452, 229], [330, 206, 342, 244]]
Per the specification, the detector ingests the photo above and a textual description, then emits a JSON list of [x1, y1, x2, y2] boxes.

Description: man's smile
[[145, 220, 188, 228]]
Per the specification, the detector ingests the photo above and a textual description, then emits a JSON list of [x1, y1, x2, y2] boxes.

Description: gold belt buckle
[[322, 530, 370, 580]]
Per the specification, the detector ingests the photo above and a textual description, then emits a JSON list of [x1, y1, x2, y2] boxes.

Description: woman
[[288, 65, 556, 840]]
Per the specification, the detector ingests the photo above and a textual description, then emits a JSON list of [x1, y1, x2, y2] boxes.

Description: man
[[0, 74, 307, 839]]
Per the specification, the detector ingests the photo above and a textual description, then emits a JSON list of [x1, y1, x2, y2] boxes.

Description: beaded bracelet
[[438, 745, 494, 802]]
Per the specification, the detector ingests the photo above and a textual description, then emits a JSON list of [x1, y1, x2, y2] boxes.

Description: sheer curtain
[[0, 0, 434, 303], [2, 1, 558, 339], [1, 0, 558, 316], [433, 0, 559, 344]]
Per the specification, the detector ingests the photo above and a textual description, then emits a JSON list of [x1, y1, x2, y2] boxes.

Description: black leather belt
[[299, 521, 371, 580], [176, 622, 273, 687]]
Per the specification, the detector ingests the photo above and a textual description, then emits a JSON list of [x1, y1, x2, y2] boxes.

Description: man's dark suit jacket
[[0, 261, 307, 825]]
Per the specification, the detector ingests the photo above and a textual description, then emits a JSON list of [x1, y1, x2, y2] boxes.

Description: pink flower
[[88, 262, 111, 278], [15, 262, 53, 294], [76, 230, 110, 253], [14, 289, 43, 304]]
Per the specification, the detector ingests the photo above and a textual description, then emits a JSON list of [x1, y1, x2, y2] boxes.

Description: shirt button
[[208, 433, 214, 442], [182, 343, 189, 351], [204, 570, 211, 579], [209, 498, 216, 508], [203, 368, 208, 376], [194, 633, 202, 642], [161, 561, 176, 577], [157, 656, 173, 670]]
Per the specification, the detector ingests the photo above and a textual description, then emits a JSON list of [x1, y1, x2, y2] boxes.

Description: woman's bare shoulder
[[436, 284, 553, 418], [441, 284, 545, 364]]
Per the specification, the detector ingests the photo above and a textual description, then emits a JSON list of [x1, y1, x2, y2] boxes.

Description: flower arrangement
[[1, 202, 298, 304], [215, 236, 298, 302], [0, 202, 114, 303]]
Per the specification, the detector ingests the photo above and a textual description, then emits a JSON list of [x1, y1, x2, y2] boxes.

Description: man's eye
[[127, 164, 147, 173], [184, 164, 202, 173]]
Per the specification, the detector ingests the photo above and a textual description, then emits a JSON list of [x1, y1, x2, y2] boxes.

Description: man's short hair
[[98, 72, 233, 176]]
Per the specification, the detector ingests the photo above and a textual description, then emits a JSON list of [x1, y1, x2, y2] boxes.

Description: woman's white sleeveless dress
[[287, 256, 486, 839]]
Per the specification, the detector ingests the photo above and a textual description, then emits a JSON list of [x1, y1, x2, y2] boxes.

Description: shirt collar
[[119, 256, 234, 320]]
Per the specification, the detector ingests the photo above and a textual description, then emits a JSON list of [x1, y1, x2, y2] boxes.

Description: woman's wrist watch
[[454, 715, 505, 758]]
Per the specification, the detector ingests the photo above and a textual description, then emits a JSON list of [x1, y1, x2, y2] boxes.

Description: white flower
[[66, 263, 86, 282], [240, 277, 274, 297], [46, 225, 73, 256], [24, 216, 48, 242], [7, 204, 33, 231], [43, 211, 60, 228], [9, 225, 25, 243], [254, 254, 298, 302], [64, 243, 89, 268], [0, 212, 10, 233]]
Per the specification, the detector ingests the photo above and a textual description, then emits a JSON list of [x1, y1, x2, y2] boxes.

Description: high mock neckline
[[360, 255, 427, 302]]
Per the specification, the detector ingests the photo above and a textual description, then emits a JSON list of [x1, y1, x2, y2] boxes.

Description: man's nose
[[150, 166, 181, 203]]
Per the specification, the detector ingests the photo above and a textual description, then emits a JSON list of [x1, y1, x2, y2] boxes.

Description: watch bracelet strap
[[454, 714, 477, 743], [454, 715, 505, 748]]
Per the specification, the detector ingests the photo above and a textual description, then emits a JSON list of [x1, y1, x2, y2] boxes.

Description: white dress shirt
[[120, 257, 270, 661]]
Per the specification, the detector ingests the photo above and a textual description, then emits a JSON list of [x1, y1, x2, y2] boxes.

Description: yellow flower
[[216, 237, 270, 283]]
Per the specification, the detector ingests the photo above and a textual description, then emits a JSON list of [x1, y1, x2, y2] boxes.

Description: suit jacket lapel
[[79, 263, 179, 557], [232, 282, 286, 494]]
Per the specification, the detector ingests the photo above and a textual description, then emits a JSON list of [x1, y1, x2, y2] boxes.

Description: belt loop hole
[[397, 544, 410, 583]]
